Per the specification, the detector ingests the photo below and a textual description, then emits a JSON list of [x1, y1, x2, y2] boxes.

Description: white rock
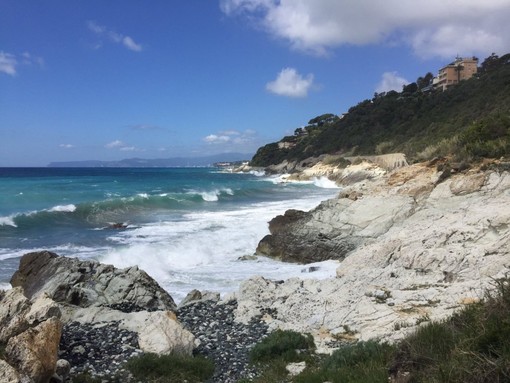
[[236, 167, 510, 352]]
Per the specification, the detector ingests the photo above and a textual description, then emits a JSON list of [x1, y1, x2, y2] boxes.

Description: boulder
[[5, 316, 62, 383], [136, 311, 195, 354], [256, 195, 415, 263], [0, 287, 31, 343], [67, 306, 195, 355], [11, 251, 176, 311]]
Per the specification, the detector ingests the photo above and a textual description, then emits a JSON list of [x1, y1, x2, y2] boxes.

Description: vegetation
[[125, 352, 215, 383], [241, 330, 317, 383], [251, 53, 510, 166], [249, 329, 315, 363], [295, 341, 394, 383], [244, 278, 510, 382]]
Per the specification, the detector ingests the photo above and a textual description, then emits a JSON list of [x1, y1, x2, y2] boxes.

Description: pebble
[[58, 299, 270, 382]]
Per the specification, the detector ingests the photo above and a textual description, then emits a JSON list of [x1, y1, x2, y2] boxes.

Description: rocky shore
[[1, 157, 509, 382]]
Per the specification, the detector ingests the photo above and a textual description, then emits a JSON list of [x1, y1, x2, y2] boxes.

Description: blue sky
[[1, 0, 510, 166]]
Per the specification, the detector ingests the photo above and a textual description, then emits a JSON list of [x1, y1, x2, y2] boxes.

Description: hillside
[[251, 53, 510, 167]]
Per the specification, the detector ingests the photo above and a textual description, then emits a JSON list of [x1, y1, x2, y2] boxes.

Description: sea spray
[[0, 167, 340, 301]]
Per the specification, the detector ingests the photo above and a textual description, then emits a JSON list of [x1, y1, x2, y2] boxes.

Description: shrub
[[249, 329, 315, 363], [126, 352, 215, 383], [295, 341, 395, 383]]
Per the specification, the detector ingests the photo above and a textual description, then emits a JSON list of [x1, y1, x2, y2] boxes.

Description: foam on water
[[0, 283, 11, 291], [313, 176, 341, 189], [47, 204, 77, 213], [0, 215, 17, 227], [99, 193, 338, 302]]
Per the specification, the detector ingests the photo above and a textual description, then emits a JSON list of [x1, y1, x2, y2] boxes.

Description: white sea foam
[[47, 204, 77, 213], [0, 283, 11, 291], [192, 188, 235, 202], [313, 177, 340, 189], [249, 170, 266, 177], [137, 193, 149, 199], [0, 215, 17, 227], [100, 190, 339, 302]]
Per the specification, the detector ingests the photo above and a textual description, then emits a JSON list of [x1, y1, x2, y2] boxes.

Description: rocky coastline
[[1, 157, 510, 382]]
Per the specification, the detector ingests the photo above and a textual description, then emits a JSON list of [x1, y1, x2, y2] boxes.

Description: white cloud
[[204, 134, 231, 144], [375, 72, 409, 93], [0, 52, 17, 76], [220, 0, 510, 58], [87, 21, 143, 52], [105, 140, 141, 151], [202, 130, 260, 149], [105, 140, 125, 149], [0, 51, 44, 76], [122, 36, 143, 52], [266, 67, 314, 98], [59, 144, 75, 149]]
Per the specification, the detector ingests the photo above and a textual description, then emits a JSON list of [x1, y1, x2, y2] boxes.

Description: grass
[[242, 330, 317, 383], [125, 352, 215, 383], [249, 330, 315, 364], [294, 341, 395, 383], [245, 278, 510, 383]]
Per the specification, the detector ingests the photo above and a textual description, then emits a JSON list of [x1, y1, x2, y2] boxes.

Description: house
[[434, 57, 479, 91]]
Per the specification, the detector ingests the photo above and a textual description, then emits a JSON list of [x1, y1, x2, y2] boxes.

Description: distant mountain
[[48, 153, 253, 168]]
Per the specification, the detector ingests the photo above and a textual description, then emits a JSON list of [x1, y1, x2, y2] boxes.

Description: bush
[[249, 330, 315, 363], [295, 341, 395, 383], [126, 352, 214, 383]]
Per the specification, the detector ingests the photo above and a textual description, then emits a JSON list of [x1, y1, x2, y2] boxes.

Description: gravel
[[58, 299, 270, 382], [177, 299, 270, 383]]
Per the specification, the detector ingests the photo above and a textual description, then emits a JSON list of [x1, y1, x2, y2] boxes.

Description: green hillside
[[251, 53, 510, 167]]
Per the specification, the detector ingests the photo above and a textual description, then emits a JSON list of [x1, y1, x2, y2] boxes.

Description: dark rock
[[10, 251, 176, 311]]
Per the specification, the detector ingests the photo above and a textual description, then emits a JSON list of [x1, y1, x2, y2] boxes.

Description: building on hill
[[433, 56, 479, 91]]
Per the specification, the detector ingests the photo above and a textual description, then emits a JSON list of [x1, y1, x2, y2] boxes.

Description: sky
[[1, 0, 510, 166]]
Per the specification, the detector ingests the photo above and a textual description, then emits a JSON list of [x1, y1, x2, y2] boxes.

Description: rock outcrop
[[2, 252, 194, 382], [11, 251, 176, 311], [240, 163, 510, 352]]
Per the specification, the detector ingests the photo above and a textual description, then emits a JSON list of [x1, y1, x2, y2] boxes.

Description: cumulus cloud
[[202, 129, 258, 148], [220, 0, 510, 58], [204, 134, 231, 144], [87, 21, 143, 52], [266, 67, 314, 97], [375, 72, 409, 93]]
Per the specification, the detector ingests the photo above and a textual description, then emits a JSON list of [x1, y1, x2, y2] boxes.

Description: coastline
[[2, 157, 510, 382]]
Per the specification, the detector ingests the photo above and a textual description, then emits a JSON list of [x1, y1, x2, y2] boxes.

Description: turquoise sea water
[[0, 167, 340, 301]]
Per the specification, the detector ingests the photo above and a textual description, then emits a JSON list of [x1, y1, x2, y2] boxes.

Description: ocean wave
[[312, 177, 340, 189], [249, 170, 266, 177], [188, 188, 235, 202], [47, 204, 77, 212], [0, 215, 17, 227], [0, 283, 11, 291]]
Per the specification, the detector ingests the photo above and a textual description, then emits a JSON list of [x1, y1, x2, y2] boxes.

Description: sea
[[0, 167, 341, 302]]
